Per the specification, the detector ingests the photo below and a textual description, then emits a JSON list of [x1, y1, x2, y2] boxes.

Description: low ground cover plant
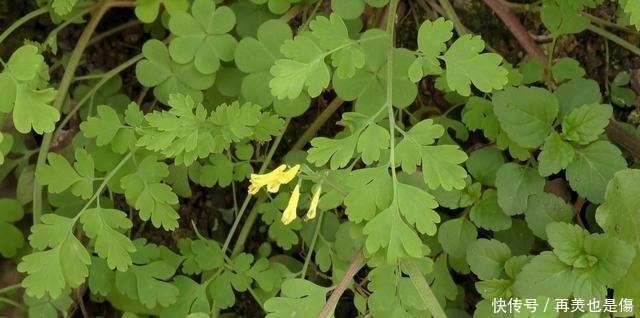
[[1, 0, 640, 317]]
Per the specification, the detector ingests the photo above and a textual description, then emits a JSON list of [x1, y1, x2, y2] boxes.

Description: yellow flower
[[305, 185, 322, 221], [282, 184, 300, 225], [248, 164, 300, 195]]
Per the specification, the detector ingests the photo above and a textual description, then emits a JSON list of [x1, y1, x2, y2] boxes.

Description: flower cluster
[[248, 164, 321, 225]]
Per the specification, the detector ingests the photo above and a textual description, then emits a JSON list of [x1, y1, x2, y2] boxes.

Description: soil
[[1, 0, 639, 317]]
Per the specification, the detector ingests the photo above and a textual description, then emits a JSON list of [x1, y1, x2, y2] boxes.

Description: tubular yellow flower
[[305, 185, 322, 221], [248, 164, 301, 195], [281, 184, 300, 225]]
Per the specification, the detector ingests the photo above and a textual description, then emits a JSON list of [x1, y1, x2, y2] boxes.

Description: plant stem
[[230, 197, 265, 256], [0, 7, 49, 44], [316, 249, 365, 318], [438, 0, 467, 35], [0, 296, 25, 311], [404, 259, 447, 318], [0, 284, 20, 295], [385, 0, 399, 194], [222, 118, 292, 254], [33, 0, 113, 224], [587, 24, 640, 57], [87, 19, 141, 46], [291, 97, 344, 151], [54, 52, 143, 136], [300, 212, 324, 278]]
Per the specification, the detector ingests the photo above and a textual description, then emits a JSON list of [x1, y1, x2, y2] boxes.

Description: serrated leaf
[[270, 35, 330, 99], [80, 104, 137, 154], [264, 279, 328, 318], [512, 251, 574, 299], [437, 218, 477, 258], [524, 193, 572, 240], [410, 18, 454, 81], [541, 0, 589, 36], [356, 123, 389, 165], [395, 119, 468, 190], [554, 78, 602, 118], [538, 132, 575, 177], [121, 156, 179, 230], [308, 133, 358, 170], [442, 34, 508, 96], [80, 208, 135, 271], [36, 149, 95, 199], [18, 221, 91, 299], [343, 167, 393, 223], [566, 141, 627, 203], [310, 13, 364, 79], [363, 199, 426, 263], [116, 260, 180, 308], [168, 0, 237, 74], [469, 189, 512, 231], [467, 239, 511, 280], [51, 0, 78, 15], [495, 163, 545, 215], [493, 86, 559, 148], [551, 57, 585, 82], [561, 104, 612, 145]]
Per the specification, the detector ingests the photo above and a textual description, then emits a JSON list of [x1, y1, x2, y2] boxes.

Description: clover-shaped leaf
[[168, 0, 237, 74], [136, 39, 216, 104], [135, 0, 189, 23]]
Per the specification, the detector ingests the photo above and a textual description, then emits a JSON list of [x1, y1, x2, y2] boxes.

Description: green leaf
[[524, 193, 572, 240], [168, 0, 237, 74], [561, 104, 612, 145], [330, 0, 389, 19], [36, 149, 95, 200], [622, 0, 640, 30], [512, 251, 574, 299], [546, 222, 591, 267], [333, 30, 417, 115], [551, 57, 585, 82], [79, 207, 135, 271], [541, 0, 589, 36], [357, 123, 390, 165], [307, 132, 358, 170], [442, 34, 508, 96], [466, 147, 504, 186], [467, 239, 511, 280], [260, 194, 303, 249], [0, 45, 59, 134], [80, 104, 137, 154], [116, 260, 180, 308], [437, 218, 477, 258], [363, 199, 426, 263], [135, 0, 189, 23], [554, 78, 602, 118], [538, 132, 575, 177], [121, 156, 180, 230], [18, 214, 91, 298], [397, 183, 440, 236], [494, 219, 534, 256], [409, 18, 454, 81], [0, 198, 25, 257], [343, 167, 393, 223], [264, 279, 329, 318], [469, 189, 512, 231], [310, 13, 365, 79], [270, 34, 330, 99], [566, 141, 627, 203], [135, 39, 215, 104], [178, 238, 224, 274], [493, 86, 559, 148], [611, 71, 636, 107], [495, 163, 545, 216], [395, 119, 468, 190], [596, 169, 640, 246], [160, 276, 210, 318], [51, 0, 79, 15]]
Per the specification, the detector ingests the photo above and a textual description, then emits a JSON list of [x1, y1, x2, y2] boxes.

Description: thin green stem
[[54, 52, 143, 136], [223, 118, 292, 254], [87, 19, 142, 46], [385, 0, 400, 196], [587, 24, 640, 57], [404, 260, 447, 318], [33, 0, 113, 224], [300, 212, 324, 278], [291, 97, 344, 151], [0, 7, 49, 44], [230, 197, 265, 257], [0, 296, 25, 311], [44, 4, 96, 51], [0, 284, 21, 295]]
